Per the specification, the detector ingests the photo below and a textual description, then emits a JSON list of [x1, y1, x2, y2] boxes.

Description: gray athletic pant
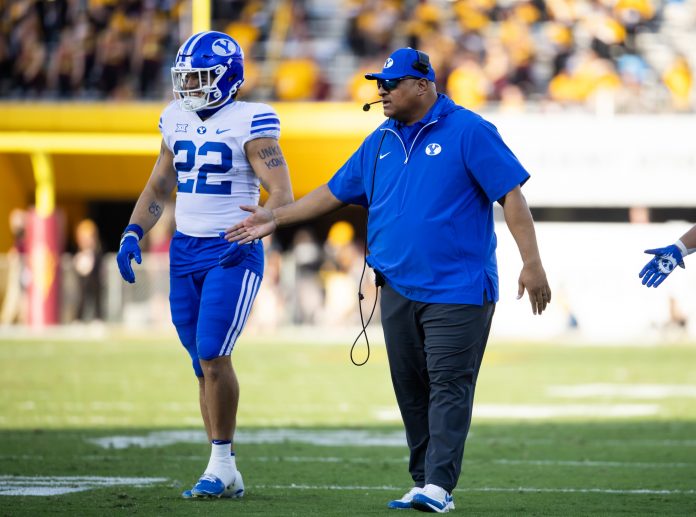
[[380, 283, 495, 494]]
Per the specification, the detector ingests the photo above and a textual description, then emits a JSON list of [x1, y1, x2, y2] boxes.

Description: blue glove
[[219, 236, 253, 268], [117, 226, 143, 283], [639, 244, 684, 288]]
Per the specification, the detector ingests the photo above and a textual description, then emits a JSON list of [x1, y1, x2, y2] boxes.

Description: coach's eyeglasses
[[377, 76, 420, 92]]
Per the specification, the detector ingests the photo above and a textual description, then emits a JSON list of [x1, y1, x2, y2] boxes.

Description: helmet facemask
[[172, 64, 231, 112]]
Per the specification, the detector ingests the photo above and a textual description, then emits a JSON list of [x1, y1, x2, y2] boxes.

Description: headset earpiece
[[412, 51, 431, 75]]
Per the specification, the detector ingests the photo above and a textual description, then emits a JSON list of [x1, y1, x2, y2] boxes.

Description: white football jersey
[[159, 100, 281, 237]]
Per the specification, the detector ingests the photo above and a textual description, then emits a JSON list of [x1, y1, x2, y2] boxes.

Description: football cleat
[[191, 473, 226, 497], [411, 484, 455, 513], [184, 470, 244, 499], [387, 486, 424, 509]]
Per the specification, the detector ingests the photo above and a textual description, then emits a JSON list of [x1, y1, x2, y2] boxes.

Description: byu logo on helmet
[[384, 58, 394, 69], [212, 38, 238, 57], [425, 143, 442, 156]]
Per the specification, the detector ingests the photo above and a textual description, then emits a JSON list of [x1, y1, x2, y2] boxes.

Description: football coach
[[224, 47, 552, 513]]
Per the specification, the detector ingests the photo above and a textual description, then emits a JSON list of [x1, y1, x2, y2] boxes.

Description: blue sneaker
[[411, 484, 455, 513], [185, 471, 244, 499], [387, 486, 424, 509], [191, 474, 226, 497]]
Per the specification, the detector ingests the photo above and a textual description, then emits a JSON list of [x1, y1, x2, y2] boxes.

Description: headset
[[412, 50, 431, 75]]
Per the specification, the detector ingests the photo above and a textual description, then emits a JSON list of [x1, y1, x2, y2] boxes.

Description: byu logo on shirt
[[197, 126, 207, 134], [425, 143, 442, 156], [384, 58, 394, 69]]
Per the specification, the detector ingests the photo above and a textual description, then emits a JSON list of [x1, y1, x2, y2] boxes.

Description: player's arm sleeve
[[243, 104, 281, 145], [463, 119, 530, 203], [327, 141, 369, 207]]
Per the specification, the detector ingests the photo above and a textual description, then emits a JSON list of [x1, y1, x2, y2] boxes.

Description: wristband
[[676, 239, 695, 257], [123, 223, 144, 241]]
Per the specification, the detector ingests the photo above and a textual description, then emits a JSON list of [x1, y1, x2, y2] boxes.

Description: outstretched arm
[[500, 186, 551, 315], [223, 184, 345, 244]]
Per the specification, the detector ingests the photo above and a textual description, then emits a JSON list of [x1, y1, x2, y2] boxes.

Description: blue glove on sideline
[[117, 225, 143, 283], [639, 244, 684, 288], [219, 237, 253, 268]]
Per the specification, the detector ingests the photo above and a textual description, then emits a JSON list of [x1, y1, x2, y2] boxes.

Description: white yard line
[[87, 428, 696, 449], [0, 475, 167, 496], [492, 459, 695, 468], [548, 384, 696, 399], [88, 428, 408, 449], [256, 484, 696, 496], [376, 403, 661, 421]]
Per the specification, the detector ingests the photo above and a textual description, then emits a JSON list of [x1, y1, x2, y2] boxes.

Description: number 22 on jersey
[[174, 140, 233, 195]]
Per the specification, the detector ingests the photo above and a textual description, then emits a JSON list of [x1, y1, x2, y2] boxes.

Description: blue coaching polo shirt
[[328, 94, 530, 305]]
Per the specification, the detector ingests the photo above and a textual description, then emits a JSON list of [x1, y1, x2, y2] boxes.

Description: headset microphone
[[362, 100, 383, 111]]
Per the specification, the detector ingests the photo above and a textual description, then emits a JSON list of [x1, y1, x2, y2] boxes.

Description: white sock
[[203, 442, 235, 486]]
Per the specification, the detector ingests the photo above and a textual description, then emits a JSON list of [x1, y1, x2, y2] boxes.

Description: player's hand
[[117, 235, 142, 284], [639, 244, 684, 288], [219, 237, 253, 268], [222, 205, 276, 245], [517, 260, 551, 315]]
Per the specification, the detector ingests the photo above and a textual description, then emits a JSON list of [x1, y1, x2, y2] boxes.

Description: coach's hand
[[117, 234, 142, 284], [219, 236, 253, 268], [517, 260, 551, 315], [223, 205, 276, 245], [639, 244, 684, 288]]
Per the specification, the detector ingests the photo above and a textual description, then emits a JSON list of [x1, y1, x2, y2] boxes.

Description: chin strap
[[196, 95, 236, 119]]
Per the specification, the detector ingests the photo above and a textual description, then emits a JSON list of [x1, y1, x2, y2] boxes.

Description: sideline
[[0, 475, 167, 496]]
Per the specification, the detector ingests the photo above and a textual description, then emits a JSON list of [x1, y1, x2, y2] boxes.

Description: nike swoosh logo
[[216, 128, 230, 134], [379, 152, 391, 159]]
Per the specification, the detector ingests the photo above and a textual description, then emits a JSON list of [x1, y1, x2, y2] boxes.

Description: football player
[[117, 31, 293, 498], [640, 224, 696, 287]]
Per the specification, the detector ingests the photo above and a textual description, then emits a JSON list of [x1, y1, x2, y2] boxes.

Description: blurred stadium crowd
[[1, 0, 694, 112]]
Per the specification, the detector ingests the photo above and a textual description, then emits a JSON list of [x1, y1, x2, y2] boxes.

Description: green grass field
[[1, 333, 696, 515]]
